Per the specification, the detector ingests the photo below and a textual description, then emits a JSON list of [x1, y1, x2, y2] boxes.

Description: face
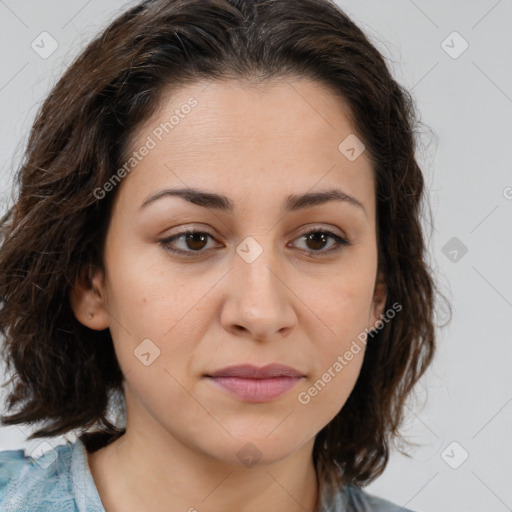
[[72, 77, 386, 466]]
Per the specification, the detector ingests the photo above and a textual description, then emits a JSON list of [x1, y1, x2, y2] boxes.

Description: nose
[[220, 248, 297, 342]]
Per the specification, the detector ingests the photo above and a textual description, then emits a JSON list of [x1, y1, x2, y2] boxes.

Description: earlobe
[[69, 264, 110, 330], [369, 272, 387, 329]]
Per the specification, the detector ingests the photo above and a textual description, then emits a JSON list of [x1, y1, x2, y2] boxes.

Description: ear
[[368, 271, 387, 330], [69, 264, 110, 330]]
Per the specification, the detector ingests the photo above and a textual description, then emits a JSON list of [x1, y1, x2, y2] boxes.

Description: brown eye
[[291, 229, 350, 256], [159, 228, 350, 258], [304, 232, 330, 251], [182, 232, 209, 251], [160, 231, 218, 255]]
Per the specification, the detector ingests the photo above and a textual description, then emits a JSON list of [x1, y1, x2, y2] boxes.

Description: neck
[[87, 424, 321, 512]]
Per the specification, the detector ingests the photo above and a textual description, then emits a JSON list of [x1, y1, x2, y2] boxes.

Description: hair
[[0, 0, 450, 493]]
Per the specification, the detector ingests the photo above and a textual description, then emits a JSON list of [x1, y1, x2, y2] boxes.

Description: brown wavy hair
[[0, 0, 450, 491]]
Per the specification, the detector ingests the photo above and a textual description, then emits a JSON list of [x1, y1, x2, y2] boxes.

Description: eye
[[159, 227, 351, 257], [290, 228, 350, 256], [159, 230, 219, 255]]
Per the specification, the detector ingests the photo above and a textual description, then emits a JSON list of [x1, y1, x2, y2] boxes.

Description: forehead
[[137, 76, 359, 148], [119, 77, 375, 216]]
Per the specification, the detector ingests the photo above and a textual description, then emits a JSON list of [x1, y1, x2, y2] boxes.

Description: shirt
[[0, 438, 415, 511]]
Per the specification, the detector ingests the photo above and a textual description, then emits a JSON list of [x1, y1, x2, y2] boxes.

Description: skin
[[71, 76, 387, 512]]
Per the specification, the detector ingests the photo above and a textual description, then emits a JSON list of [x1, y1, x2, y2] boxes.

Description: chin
[[201, 430, 312, 468]]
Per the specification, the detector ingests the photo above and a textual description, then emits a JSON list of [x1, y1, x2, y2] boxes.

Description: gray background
[[0, 1, 511, 511]]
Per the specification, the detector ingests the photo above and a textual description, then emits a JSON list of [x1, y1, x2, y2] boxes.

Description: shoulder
[[0, 440, 80, 511], [341, 484, 416, 512]]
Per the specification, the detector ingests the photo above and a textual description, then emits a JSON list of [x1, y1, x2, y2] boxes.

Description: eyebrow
[[139, 187, 366, 216]]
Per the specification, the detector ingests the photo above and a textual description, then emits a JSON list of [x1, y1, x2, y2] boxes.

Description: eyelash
[[158, 227, 351, 258]]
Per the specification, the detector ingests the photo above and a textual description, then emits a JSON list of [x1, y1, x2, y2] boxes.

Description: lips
[[205, 363, 304, 379], [205, 364, 304, 402]]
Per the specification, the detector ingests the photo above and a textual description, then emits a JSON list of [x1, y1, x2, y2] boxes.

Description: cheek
[[294, 265, 375, 344], [100, 242, 192, 374], [297, 341, 366, 425], [293, 266, 373, 408], [103, 233, 199, 332], [119, 354, 213, 452]]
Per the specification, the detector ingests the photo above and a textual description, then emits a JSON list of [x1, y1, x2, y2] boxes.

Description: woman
[[0, 0, 448, 510]]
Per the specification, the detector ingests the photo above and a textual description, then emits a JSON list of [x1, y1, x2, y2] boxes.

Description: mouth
[[204, 363, 305, 403]]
